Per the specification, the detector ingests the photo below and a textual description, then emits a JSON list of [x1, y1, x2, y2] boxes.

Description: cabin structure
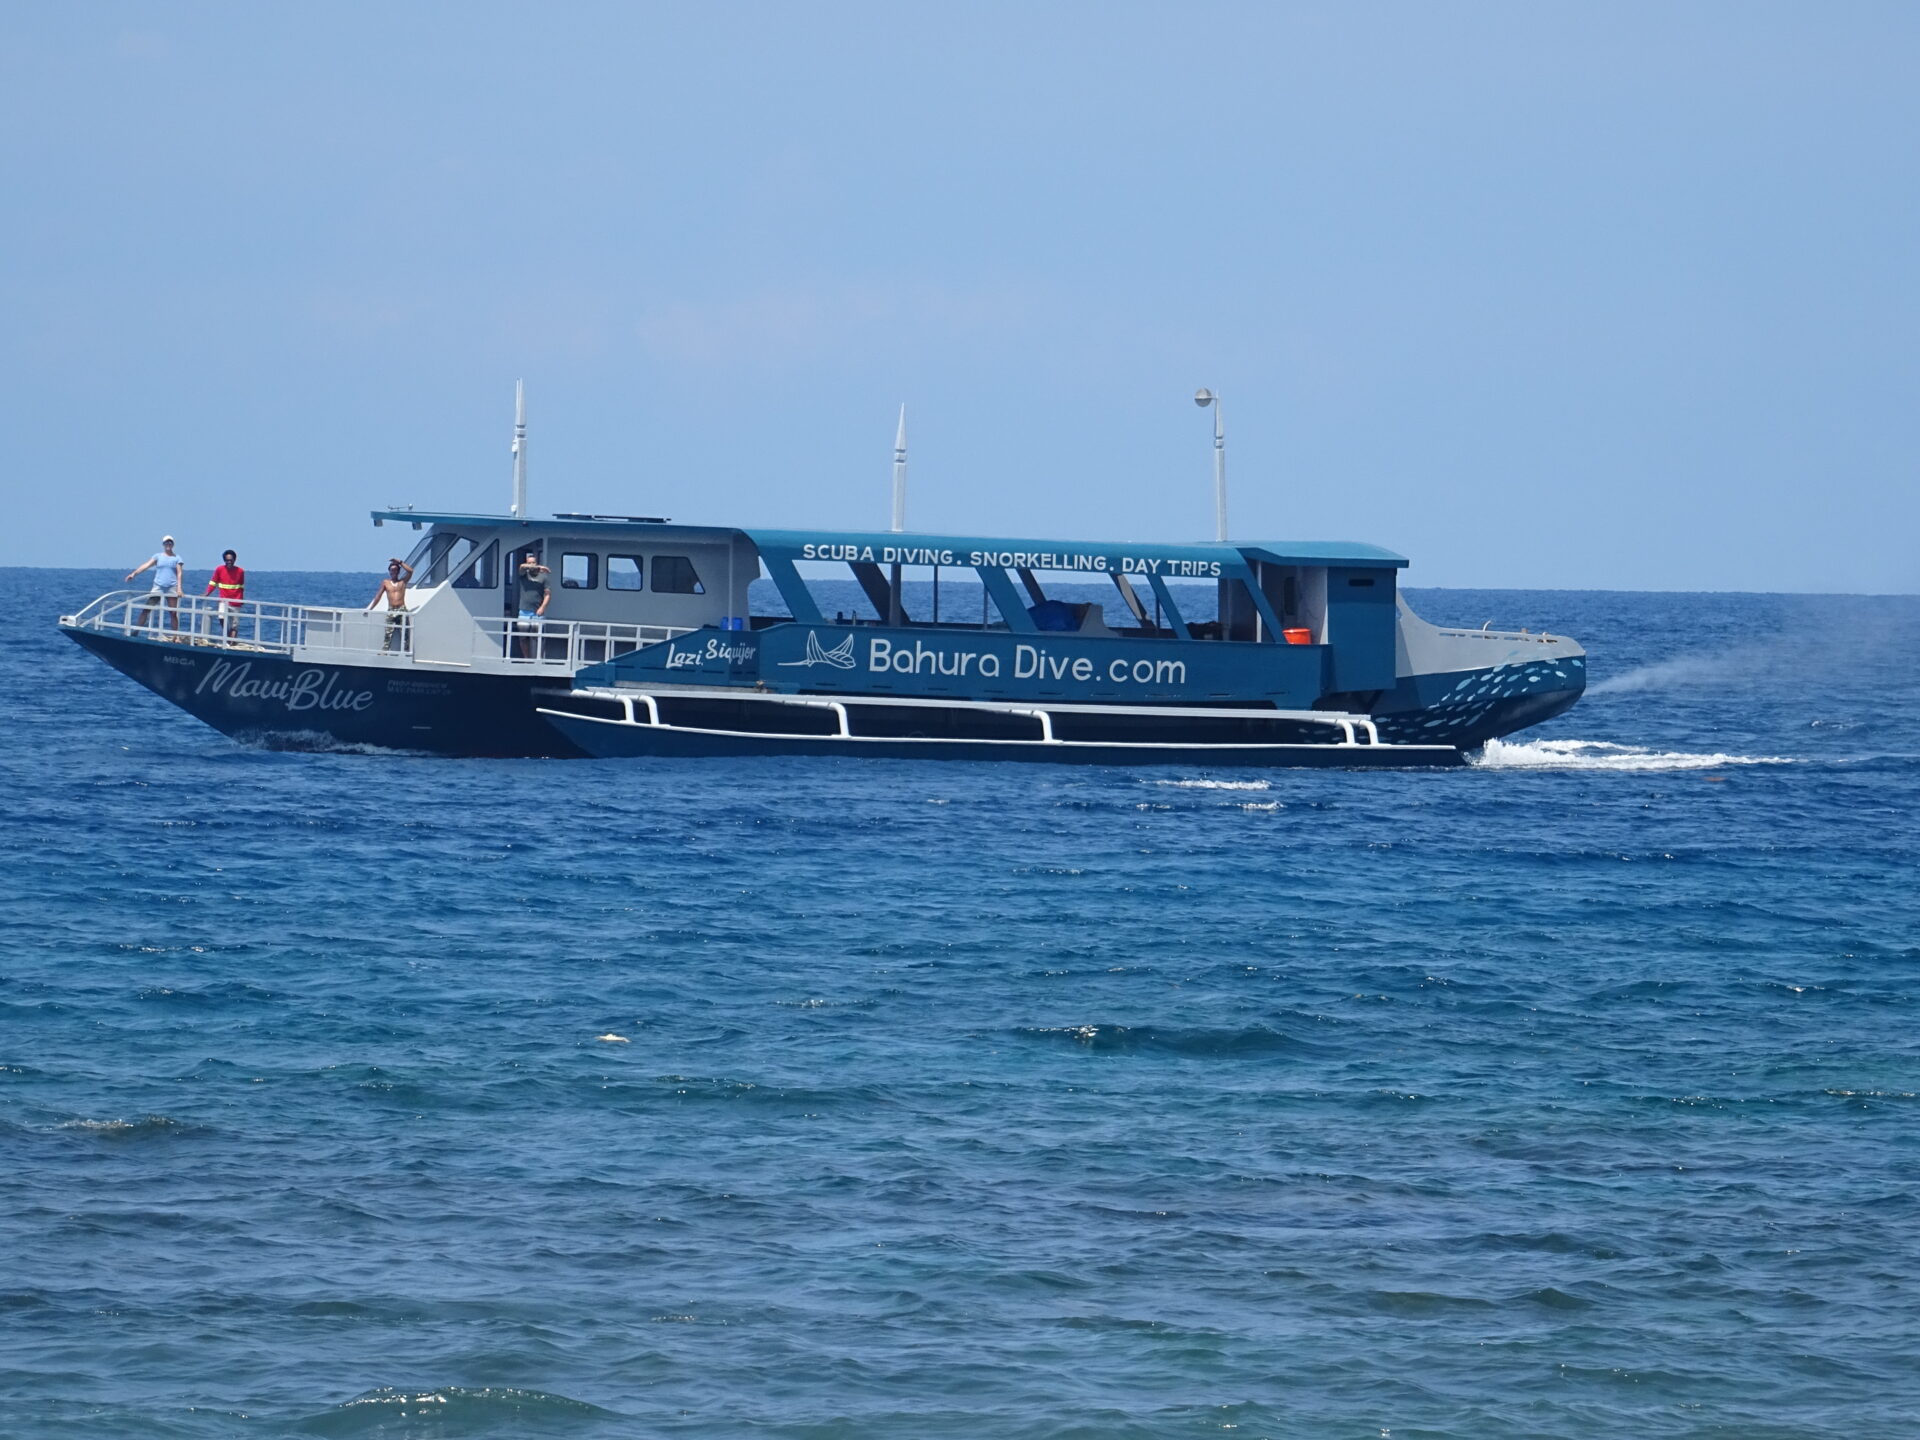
[[355, 511, 1410, 712]]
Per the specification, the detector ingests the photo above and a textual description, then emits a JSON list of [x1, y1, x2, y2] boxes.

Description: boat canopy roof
[[369, 509, 741, 545], [369, 511, 1408, 571], [742, 529, 1408, 572]]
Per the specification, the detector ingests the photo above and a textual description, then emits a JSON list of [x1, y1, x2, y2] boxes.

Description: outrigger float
[[61, 407, 1584, 766]]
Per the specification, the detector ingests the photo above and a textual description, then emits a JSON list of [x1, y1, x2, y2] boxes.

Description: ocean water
[[5, 567, 1919, 1440]]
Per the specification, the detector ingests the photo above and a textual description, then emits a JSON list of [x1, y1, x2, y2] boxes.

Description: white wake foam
[[1154, 778, 1272, 790], [1471, 738, 1792, 771]]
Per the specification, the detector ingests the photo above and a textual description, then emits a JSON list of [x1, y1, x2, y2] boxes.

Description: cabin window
[[400, 532, 439, 576], [653, 555, 705, 595], [1190, 576, 1262, 641], [451, 539, 499, 590], [414, 532, 483, 586], [1348, 576, 1376, 587], [561, 552, 598, 590], [607, 555, 644, 591]]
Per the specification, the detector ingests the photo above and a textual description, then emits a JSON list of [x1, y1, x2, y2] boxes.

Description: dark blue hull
[[1374, 655, 1586, 748], [63, 629, 577, 758], [63, 629, 1578, 762]]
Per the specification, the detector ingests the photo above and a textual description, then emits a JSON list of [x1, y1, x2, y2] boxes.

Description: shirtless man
[[368, 557, 414, 650]]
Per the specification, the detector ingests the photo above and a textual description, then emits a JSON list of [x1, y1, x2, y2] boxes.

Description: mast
[[887, 404, 906, 625], [511, 380, 527, 519], [890, 404, 907, 533]]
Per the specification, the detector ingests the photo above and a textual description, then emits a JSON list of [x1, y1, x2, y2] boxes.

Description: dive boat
[[60, 512, 1585, 766]]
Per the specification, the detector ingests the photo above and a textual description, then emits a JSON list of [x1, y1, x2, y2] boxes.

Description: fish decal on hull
[[778, 631, 857, 669]]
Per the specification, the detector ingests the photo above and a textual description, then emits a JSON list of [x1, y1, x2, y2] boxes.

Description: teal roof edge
[[368, 510, 738, 540], [742, 528, 1409, 571], [367, 512, 1408, 570]]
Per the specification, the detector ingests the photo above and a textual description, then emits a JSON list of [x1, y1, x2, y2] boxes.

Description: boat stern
[[1373, 599, 1586, 748]]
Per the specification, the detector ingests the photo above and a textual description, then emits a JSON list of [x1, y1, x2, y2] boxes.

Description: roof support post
[[851, 562, 898, 623], [976, 566, 1038, 632], [759, 554, 824, 624], [1144, 572, 1192, 640], [1229, 560, 1285, 642], [1110, 571, 1150, 627]]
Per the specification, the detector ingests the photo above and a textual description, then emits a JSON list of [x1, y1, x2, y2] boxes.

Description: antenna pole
[[1194, 388, 1226, 541], [511, 380, 528, 519], [1212, 398, 1226, 542], [886, 405, 907, 626], [890, 404, 907, 533]]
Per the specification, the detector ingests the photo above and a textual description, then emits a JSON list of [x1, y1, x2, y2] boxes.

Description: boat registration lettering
[[801, 543, 960, 566], [868, 637, 998, 677], [195, 659, 374, 712], [665, 637, 757, 669], [795, 542, 1219, 578], [1106, 656, 1188, 684], [867, 638, 1186, 687], [969, 552, 1221, 578]]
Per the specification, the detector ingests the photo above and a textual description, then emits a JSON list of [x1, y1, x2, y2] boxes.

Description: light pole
[[1194, 388, 1225, 541]]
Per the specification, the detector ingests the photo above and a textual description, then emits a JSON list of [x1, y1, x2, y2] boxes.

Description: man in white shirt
[[127, 535, 186, 634]]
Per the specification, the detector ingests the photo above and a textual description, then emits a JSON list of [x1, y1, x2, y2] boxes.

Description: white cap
[[162, 534, 175, 543]]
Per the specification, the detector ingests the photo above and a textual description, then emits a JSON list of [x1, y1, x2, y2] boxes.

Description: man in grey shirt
[[515, 552, 551, 657]]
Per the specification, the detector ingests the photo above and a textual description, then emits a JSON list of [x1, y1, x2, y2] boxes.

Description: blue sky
[[5, 2, 1915, 591]]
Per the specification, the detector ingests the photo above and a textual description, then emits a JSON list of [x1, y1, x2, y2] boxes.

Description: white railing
[[60, 591, 347, 654], [61, 591, 694, 672], [473, 617, 692, 670], [1434, 624, 1570, 645]]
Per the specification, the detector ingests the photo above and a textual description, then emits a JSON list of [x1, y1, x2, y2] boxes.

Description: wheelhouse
[[380, 511, 759, 637]]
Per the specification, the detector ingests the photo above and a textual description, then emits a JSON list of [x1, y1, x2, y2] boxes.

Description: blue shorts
[[517, 610, 541, 622]]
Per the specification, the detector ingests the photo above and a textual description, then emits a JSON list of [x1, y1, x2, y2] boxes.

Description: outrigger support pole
[[511, 380, 528, 519]]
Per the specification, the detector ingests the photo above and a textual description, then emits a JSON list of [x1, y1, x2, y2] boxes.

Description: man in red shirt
[[205, 549, 246, 638]]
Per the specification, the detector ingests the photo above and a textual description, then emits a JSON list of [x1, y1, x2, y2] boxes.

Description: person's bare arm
[[126, 557, 155, 583]]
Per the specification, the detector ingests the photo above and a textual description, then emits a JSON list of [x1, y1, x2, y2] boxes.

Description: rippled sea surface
[[6, 568, 1920, 1439]]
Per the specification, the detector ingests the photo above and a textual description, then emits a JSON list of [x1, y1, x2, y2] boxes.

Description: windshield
[[399, 531, 499, 588]]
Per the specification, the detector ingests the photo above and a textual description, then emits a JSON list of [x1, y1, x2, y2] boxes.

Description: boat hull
[[62, 628, 577, 758], [1375, 656, 1585, 748], [61, 626, 1577, 763]]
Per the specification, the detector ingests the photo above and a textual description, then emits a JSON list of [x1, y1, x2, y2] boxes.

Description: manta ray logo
[[778, 631, 857, 669]]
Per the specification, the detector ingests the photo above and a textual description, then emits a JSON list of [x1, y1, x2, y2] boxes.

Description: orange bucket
[[1282, 627, 1314, 645]]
